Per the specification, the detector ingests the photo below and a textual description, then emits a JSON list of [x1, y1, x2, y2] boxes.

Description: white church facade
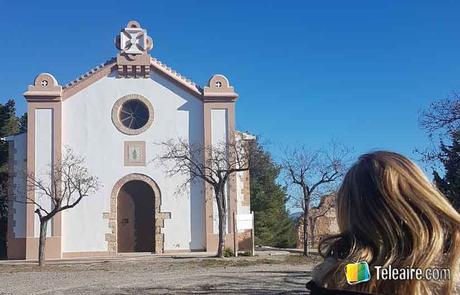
[[6, 21, 252, 259]]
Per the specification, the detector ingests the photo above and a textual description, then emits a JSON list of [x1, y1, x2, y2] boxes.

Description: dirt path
[[0, 255, 318, 294]]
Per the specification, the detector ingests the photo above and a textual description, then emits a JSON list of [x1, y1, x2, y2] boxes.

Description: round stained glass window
[[112, 94, 154, 135], [119, 99, 149, 130]]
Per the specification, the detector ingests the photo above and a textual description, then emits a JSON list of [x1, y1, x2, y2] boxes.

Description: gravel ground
[[0, 254, 319, 295]]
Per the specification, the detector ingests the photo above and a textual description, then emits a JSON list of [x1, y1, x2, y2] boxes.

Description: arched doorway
[[106, 174, 171, 254], [117, 180, 155, 252]]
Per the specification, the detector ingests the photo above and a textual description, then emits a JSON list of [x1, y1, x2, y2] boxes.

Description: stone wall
[[296, 194, 339, 248]]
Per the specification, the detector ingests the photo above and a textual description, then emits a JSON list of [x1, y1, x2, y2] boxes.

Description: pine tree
[[19, 112, 27, 133], [0, 99, 21, 258], [250, 140, 296, 248], [0, 99, 20, 173], [433, 133, 460, 210], [0, 100, 19, 136]]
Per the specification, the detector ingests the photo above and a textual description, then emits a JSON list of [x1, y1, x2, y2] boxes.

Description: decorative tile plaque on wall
[[124, 141, 146, 166]]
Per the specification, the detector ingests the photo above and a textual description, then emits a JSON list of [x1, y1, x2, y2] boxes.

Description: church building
[[6, 21, 252, 259]]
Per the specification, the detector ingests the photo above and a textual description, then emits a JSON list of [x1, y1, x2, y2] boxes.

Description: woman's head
[[319, 151, 460, 294]]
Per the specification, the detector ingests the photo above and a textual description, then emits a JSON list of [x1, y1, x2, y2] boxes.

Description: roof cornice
[[150, 57, 202, 96], [28, 20, 239, 103], [62, 58, 117, 100]]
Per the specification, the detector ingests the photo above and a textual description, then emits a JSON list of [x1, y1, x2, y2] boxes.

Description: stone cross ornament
[[115, 20, 153, 78], [116, 20, 153, 55]]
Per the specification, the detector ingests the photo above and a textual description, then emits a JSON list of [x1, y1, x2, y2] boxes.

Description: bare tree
[[417, 92, 460, 164], [23, 147, 100, 266], [282, 143, 351, 256], [418, 92, 460, 210], [157, 133, 256, 257], [420, 92, 460, 137]]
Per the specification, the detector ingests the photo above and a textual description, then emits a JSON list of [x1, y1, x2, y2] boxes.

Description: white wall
[[12, 133, 27, 238], [34, 109, 53, 237], [62, 70, 205, 252], [210, 109, 228, 234]]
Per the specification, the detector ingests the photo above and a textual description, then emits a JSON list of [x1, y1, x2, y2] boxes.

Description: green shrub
[[223, 247, 234, 257]]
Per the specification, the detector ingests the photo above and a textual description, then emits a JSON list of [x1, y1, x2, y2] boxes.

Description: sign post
[[251, 211, 255, 256], [233, 212, 238, 257], [235, 212, 255, 256]]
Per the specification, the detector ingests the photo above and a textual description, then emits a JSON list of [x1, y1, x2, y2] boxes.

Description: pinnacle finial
[[115, 20, 153, 55]]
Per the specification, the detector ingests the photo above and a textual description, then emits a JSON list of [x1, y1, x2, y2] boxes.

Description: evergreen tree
[[19, 112, 27, 133], [0, 99, 20, 173], [433, 133, 460, 210], [419, 93, 460, 210], [0, 99, 22, 258], [250, 140, 296, 248]]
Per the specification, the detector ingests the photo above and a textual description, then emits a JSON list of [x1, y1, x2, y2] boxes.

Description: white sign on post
[[237, 213, 253, 231], [233, 211, 255, 257]]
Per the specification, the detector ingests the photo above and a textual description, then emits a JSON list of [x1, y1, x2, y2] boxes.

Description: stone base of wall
[[7, 237, 62, 260], [62, 251, 113, 259], [205, 230, 254, 253], [6, 237, 26, 260]]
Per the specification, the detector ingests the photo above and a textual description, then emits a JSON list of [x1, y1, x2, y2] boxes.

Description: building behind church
[[296, 194, 339, 248], [6, 21, 252, 260]]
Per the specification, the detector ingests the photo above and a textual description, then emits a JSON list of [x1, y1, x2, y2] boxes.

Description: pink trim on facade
[[23, 73, 63, 260], [57, 22, 239, 102], [150, 57, 202, 96], [14, 20, 247, 259], [62, 60, 117, 100]]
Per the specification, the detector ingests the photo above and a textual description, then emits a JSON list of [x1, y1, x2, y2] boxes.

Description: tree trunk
[[215, 188, 227, 258], [303, 210, 308, 256], [38, 219, 48, 266], [309, 217, 316, 247], [302, 188, 310, 256]]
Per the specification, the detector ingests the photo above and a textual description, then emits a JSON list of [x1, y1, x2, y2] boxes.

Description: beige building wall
[[296, 195, 339, 248]]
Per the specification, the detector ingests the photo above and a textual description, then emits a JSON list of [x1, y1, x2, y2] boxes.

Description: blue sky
[[1, 1, 459, 169]]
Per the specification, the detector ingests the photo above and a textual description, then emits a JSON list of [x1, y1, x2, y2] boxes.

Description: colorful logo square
[[345, 261, 371, 285]]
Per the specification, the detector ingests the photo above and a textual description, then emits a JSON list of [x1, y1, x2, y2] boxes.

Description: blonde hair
[[318, 151, 460, 294]]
